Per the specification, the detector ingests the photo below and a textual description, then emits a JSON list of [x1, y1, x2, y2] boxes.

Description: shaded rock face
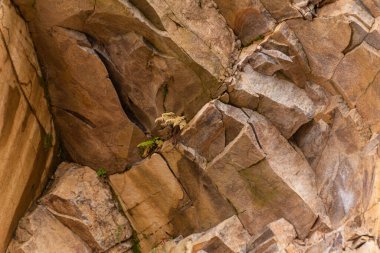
[[0, 0, 56, 251], [2, 0, 380, 253]]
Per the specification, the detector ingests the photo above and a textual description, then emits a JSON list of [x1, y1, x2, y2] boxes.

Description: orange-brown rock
[[0, 1, 56, 251], [42, 163, 132, 251], [153, 215, 251, 253], [287, 16, 352, 81], [213, 0, 276, 46], [7, 206, 92, 253]]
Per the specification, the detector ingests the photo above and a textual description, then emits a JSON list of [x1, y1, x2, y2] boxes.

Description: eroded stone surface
[[231, 66, 316, 138], [42, 163, 132, 251], [7, 206, 92, 253], [153, 215, 251, 253], [0, 1, 56, 251], [332, 42, 380, 108]]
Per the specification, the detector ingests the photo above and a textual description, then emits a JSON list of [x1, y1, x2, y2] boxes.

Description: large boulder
[[7, 206, 92, 253], [42, 163, 132, 251]]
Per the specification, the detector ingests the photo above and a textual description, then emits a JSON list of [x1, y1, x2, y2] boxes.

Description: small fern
[[137, 137, 163, 158], [96, 168, 107, 177], [155, 112, 186, 130]]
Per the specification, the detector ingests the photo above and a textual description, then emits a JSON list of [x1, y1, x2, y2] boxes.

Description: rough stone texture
[[287, 16, 352, 81], [3, 0, 380, 253], [213, 0, 276, 46], [153, 215, 251, 253], [42, 26, 146, 174], [7, 206, 92, 253], [110, 154, 189, 250], [247, 218, 297, 253], [12, 0, 235, 173], [231, 65, 316, 138], [42, 163, 132, 251], [332, 42, 380, 108], [110, 152, 234, 251], [0, 1, 56, 251]]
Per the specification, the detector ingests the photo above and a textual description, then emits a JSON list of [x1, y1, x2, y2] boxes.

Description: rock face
[[42, 163, 132, 251], [8, 163, 133, 253], [7, 206, 92, 253], [0, 0, 56, 251], [2, 0, 380, 253]]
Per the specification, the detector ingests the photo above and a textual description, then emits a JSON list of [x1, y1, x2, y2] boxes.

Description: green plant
[[43, 133, 53, 150], [115, 225, 123, 243], [96, 168, 107, 177], [137, 137, 163, 158], [254, 34, 264, 41], [132, 231, 142, 253]]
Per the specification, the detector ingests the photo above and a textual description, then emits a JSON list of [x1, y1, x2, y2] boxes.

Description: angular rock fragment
[[242, 22, 311, 88], [331, 42, 380, 108], [230, 66, 316, 138], [153, 215, 251, 253], [366, 17, 380, 50], [180, 100, 249, 161], [259, 0, 302, 21], [247, 112, 330, 235], [315, 110, 373, 227], [144, 0, 237, 79], [111, 150, 234, 251], [287, 16, 351, 80], [356, 72, 380, 133], [213, 0, 276, 46], [361, 0, 380, 17], [319, 0, 374, 28], [95, 31, 212, 132], [42, 163, 132, 252], [48, 27, 146, 174], [7, 206, 92, 253], [247, 218, 296, 253], [110, 154, 190, 251]]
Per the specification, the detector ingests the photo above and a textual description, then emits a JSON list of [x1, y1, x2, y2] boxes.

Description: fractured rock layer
[[2, 0, 380, 253]]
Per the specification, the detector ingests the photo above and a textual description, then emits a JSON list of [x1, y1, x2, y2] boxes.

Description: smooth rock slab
[[42, 163, 132, 251]]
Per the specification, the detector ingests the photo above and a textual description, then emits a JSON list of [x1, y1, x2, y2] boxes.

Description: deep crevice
[[85, 34, 148, 133], [52, 106, 96, 129]]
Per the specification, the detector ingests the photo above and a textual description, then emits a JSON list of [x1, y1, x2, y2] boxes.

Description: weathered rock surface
[[7, 206, 92, 253], [8, 163, 133, 253], [287, 16, 352, 81], [110, 152, 234, 251], [230, 66, 316, 138], [332, 42, 380, 108], [0, 0, 56, 251], [213, 0, 276, 46], [2, 0, 380, 253], [40, 26, 146, 174], [153, 215, 251, 253], [247, 218, 297, 253], [42, 163, 132, 251]]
